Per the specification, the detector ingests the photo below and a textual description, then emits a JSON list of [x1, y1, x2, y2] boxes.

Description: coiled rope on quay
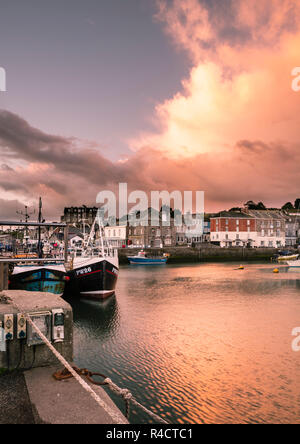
[[25, 313, 168, 424]]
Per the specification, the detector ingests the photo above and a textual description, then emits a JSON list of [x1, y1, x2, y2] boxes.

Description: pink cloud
[[130, 0, 300, 158], [2, 1, 300, 216]]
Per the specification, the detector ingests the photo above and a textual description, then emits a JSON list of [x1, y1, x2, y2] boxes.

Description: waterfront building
[[61, 206, 99, 228], [246, 209, 286, 248], [49, 226, 84, 244], [128, 221, 176, 248], [210, 210, 286, 248], [104, 225, 128, 248], [202, 220, 211, 242], [210, 211, 256, 247], [282, 213, 300, 247], [176, 219, 210, 246], [126, 208, 177, 248]]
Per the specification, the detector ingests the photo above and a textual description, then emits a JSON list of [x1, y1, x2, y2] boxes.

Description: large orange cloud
[[2, 1, 300, 217], [130, 0, 300, 157]]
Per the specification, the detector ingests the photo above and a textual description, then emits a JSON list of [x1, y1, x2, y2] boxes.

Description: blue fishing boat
[[6, 197, 68, 295], [9, 263, 66, 294], [127, 250, 168, 265]]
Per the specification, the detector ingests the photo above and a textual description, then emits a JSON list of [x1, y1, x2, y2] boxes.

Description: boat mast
[[37, 197, 43, 258], [96, 210, 105, 257]]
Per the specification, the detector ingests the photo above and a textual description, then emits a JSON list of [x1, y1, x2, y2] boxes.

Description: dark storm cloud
[[0, 110, 155, 217], [1, 109, 300, 219], [0, 109, 121, 187]]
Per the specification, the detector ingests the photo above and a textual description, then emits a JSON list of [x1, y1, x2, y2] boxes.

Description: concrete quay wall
[[119, 246, 280, 264]]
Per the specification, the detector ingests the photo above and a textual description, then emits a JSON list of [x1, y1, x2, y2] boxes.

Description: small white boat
[[287, 259, 300, 268], [278, 254, 298, 262]]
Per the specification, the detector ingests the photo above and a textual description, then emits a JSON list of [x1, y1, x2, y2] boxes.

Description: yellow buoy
[[273, 268, 279, 273]]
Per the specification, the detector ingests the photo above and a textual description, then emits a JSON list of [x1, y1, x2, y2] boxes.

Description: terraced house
[[210, 210, 286, 248]]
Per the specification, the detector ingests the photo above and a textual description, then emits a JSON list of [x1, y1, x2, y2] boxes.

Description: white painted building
[[104, 225, 128, 247], [210, 211, 286, 248]]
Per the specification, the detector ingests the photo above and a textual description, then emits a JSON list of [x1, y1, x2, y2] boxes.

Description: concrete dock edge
[[24, 366, 129, 424]]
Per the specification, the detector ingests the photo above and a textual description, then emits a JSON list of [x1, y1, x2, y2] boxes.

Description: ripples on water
[[70, 263, 300, 424]]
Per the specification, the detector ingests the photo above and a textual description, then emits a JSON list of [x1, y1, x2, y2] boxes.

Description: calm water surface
[[71, 263, 300, 424]]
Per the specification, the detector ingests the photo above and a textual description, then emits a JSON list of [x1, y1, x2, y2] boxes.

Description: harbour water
[[71, 263, 300, 424]]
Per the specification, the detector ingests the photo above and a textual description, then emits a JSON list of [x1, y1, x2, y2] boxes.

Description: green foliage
[[282, 202, 294, 210], [294, 199, 300, 210]]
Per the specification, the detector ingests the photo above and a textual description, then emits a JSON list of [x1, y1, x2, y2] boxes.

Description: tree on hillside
[[244, 201, 266, 210], [256, 202, 266, 210], [229, 207, 242, 212], [282, 202, 294, 210], [294, 199, 300, 210]]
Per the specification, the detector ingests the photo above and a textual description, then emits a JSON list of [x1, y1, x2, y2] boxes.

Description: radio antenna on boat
[[16, 203, 35, 250], [16, 204, 35, 223], [37, 197, 44, 258], [96, 209, 105, 257]]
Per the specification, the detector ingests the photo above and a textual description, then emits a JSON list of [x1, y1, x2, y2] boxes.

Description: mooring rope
[[25, 313, 168, 424], [24, 314, 127, 424], [103, 377, 168, 424]]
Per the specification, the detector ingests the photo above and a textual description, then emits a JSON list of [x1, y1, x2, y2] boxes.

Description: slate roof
[[213, 211, 253, 219]]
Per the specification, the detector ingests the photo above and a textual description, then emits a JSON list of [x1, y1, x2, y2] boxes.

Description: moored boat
[[65, 251, 119, 300], [9, 263, 66, 294], [5, 198, 69, 295], [287, 259, 300, 268], [127, 250, 168, 265], [277, 254, 299, 262], [64, 212, 119, 300]]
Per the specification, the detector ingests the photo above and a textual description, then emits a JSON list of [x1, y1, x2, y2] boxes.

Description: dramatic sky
[[1, 0, 300, 219]]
